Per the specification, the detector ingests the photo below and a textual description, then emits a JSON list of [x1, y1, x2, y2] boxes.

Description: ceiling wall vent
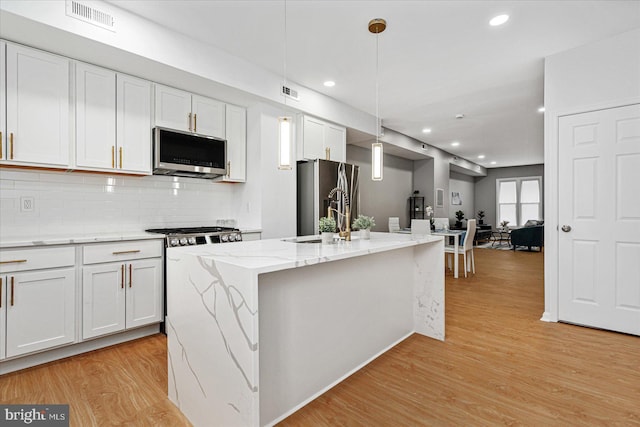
[[66, 0, 115, 31], [281, 85, 299, 101]]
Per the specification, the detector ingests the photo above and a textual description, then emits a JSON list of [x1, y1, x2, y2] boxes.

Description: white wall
[[448, 172, 475, 227], [545, 29, 640, 113], [474, 164, 544, 230], [254, 104, 297, 239], [0, 169, 235, 240], [542, 28, 640, 322]]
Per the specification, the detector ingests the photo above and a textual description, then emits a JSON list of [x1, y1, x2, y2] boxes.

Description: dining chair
[[411, 219, 431, 235], [433, 217, 449, 230], [445, 219, 476, 278], [388, 217, 400, 233]]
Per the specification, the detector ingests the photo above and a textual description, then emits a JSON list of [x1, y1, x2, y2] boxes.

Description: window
[[496, 177, 541, 227]]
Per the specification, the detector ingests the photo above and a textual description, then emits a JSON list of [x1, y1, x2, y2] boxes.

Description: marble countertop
[[167, 232, 443, 275], [0, 232, 164, 248]]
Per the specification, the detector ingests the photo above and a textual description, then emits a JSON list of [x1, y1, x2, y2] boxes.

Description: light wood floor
[[1, 248, 639, 426]]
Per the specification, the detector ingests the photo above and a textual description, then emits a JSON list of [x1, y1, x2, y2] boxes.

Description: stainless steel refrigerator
[[297, 159, 359, 236]]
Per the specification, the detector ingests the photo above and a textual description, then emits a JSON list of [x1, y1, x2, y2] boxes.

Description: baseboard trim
[[540, 311, 557, 322]]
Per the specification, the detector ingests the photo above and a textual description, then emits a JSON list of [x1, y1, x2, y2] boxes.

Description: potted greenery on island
[[352, 214, 375, 240], [319, 216, 337, 244], [455, 210, 465, 228]]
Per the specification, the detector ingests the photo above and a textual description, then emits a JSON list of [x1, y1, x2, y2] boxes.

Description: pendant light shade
[[278, 116, 292, 170], [369, 18, 386, 182], [372, 142, 383, 181]]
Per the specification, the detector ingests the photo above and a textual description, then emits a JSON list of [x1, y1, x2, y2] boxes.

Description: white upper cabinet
[[154, 84, 192, 132], [221, 103, 247, 182], [324, 123, 347, 163], [192, 95, 225, 139], [75, 62, 117, 170], [297, 115, 346, 163], [154, 84, 225, 138], [75, 62, 151, 174], [116, 74, 152, 174], [5, 43, 70, 167]]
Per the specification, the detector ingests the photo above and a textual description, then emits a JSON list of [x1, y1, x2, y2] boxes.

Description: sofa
[[511, 221, 544, 251]]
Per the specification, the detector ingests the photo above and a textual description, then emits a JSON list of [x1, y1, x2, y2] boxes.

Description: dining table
[[431, 229, 466, 278]]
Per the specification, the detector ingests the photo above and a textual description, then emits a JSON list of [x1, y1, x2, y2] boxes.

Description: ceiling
[[108, 0, 640, 168]]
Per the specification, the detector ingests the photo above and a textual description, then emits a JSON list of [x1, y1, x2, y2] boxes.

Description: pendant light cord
[[375, 30, 379, 143], [283, 0, 287, 108]]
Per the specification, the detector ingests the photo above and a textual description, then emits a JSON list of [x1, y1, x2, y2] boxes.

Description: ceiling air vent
[[281, 85, 299, 101], [66, 0, 115, 31]]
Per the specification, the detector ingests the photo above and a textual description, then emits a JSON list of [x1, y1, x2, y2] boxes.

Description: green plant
[[477, 210, 485, 220], [500, 220, 510, 229], [318, 216, 336, 233], [352, 214, 375, 230], [455, 210, 465, 221]]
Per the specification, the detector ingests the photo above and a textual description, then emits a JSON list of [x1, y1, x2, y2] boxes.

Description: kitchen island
[[166, 232, 444, 427]]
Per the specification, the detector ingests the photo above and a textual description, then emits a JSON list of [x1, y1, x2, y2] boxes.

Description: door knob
[[561, 225, 572, 232]]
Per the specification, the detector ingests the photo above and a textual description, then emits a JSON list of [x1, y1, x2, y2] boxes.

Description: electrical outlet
[[21, 196, 35, 212]]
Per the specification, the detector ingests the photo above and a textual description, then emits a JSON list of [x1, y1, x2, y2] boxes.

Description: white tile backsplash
[[0, 169, 236, 240]]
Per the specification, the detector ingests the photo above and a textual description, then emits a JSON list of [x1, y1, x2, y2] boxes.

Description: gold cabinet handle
[[0, 259, 27, 265], [10, 133, 14, 160], [11, 276, 15, 306], [194, 113, 197, 132], [129, 264, 132, 288], [227, 161, 231, 177], [112, 250, 141, 255], [0, 131, 3, 160], [119, 147, 123, 169], [0, 277, 3, 308], [188, 113, 192, 132], [121, 264, 125, 289], [112, 146, 115, 168], [325, 147, 330, 160]]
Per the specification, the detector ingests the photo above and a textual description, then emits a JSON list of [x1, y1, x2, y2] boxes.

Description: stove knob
[[179, 238, 188, 246], [228, 234, 236, 242], [169, 238, 179, 247], [221, 234, 229, 242], [235, 233, 242, 242], [187, 237, 197, 245]]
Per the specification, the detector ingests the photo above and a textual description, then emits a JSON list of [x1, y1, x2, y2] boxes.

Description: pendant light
[[369, 18, 386, 181], [278, 0, 292, 170]]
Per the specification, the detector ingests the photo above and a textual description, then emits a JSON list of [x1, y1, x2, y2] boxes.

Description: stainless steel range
[[145, 226, 243, 334], [145, 226, 242, 247]]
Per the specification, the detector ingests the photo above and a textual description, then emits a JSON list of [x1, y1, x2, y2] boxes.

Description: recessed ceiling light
[[323, 81, 335, 87], [451, 141, 460, 147], [489, 14, 509, 26], [478, 155, 485, 159], [422, 128, 432, 133], [538, 106, 545, 113], [490, 161, 497, 165]]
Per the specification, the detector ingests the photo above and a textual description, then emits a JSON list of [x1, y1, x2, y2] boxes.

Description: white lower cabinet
[[5, 269, 75, 358], [0, 246, 76, 360], [82, 241, 163, 340]]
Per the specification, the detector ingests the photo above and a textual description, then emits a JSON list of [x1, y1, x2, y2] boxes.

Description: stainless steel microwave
[[153, 127, 227, 179]]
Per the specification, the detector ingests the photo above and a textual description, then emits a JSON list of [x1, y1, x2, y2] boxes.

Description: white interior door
[[558, 103, 640, 336]]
